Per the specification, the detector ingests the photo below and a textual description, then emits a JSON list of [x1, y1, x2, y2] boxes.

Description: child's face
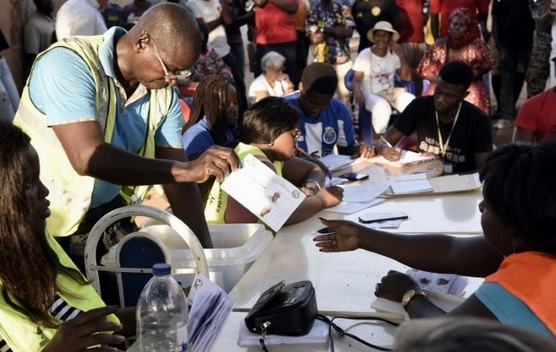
[[23, 146, 50, 235]]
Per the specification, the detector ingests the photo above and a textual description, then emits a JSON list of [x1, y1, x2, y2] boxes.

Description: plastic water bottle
[[136, 263, 189, 352]]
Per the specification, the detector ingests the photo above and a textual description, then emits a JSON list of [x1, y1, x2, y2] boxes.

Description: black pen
[[358, 215, 409, 224]]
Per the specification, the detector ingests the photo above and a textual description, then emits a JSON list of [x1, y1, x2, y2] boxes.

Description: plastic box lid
[[101, 223, 273, 268]]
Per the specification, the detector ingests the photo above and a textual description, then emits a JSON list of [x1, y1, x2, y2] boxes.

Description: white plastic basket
[[84, 205, 208, 307]]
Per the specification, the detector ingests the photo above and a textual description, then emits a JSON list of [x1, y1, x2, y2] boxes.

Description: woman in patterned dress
[[417, 7, 494, 113]]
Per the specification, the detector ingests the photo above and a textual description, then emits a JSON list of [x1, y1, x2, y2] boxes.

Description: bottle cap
[[152, 263, 172, 276]]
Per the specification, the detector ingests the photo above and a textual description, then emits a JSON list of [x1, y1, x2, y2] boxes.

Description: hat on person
[[367, 21, 400, 43]]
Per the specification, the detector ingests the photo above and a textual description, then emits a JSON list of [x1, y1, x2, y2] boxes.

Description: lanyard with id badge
[[435, 103, 461, 174]]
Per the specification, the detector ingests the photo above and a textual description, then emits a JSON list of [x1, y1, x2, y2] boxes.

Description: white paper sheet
[[319, 154, 354, 171], [370, 151, 436, 167], [399, 150, 436, 165], [324, 198, 386, 214], [221, 154, 306, 232], [341, 181, 391, 202], [237, 318, 329, 346]]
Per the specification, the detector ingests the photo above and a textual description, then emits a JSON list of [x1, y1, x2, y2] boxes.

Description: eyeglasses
[[291, 128, 301, 141], [149, 34, 191, 82]]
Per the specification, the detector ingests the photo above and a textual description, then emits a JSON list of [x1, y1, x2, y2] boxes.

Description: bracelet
[[401, 289, 427, 309], [305, 179, 321, 190]]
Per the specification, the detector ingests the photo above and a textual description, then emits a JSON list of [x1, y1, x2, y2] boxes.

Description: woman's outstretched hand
[[313, 218, 361, 252]]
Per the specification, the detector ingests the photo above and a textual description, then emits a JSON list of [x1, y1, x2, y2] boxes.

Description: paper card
[[399, 150, 436, 165], [221, 154, 306, 232]]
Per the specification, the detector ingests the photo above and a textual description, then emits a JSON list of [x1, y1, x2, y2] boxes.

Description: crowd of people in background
[[0, 0, 552, 142], [1, 0, 556, 350]]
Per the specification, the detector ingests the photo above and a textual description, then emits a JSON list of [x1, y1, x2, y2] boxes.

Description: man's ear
[[135, 31, 150, 53], [298, 82, 304, 93]]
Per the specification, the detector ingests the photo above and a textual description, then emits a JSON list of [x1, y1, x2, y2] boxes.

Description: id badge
[[443, 162, 454, 174]]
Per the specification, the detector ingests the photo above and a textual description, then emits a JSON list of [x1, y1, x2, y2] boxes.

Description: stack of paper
[[187, 274, 234, 352], [237, 318, 329, 346], [389, 179, 433, 195], [429, 172, 481, 193]]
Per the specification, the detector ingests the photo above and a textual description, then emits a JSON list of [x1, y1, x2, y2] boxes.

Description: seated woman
[[315, 142, 556, 338], [351, 21, 415, 136], [182, 75, 240, 161], [248, 51, 295, 105], [205, 96, 343, 226], [417, 7, 494, 114], [0, 121, 125, 351]]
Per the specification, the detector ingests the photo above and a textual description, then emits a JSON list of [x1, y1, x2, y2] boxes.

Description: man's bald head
[[131, 3, 201, 69]]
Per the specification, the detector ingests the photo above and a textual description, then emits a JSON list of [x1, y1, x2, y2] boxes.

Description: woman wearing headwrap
[[417, 7, 494, 113]]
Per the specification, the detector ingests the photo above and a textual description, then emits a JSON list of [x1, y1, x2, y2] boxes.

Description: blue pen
[[327, 171, 333, 181]]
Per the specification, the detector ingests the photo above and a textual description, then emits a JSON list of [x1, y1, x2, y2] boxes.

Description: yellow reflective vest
[[0, 233, 118, 351], [14, 35, 174, 237]]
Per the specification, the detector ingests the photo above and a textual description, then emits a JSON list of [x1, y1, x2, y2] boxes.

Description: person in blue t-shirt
[[284, 62, 374, 160]]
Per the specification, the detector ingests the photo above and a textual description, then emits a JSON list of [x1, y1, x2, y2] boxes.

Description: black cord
[[316, 314, 399, 352], [257, 315, 398, 352], [259, 338, 270, 352]]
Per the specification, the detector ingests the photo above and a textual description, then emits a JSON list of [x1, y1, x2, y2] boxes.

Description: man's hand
[[42, 306, 125, 352], [352, 144, 375, 159], [377, 145, 402, 161], [186, 145, 240, 183]]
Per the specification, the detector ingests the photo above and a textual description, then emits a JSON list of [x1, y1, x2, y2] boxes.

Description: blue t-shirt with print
[[285, 92, 356, 158]]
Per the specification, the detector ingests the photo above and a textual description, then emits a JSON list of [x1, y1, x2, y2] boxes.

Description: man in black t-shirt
[[376, 61, 492, 173]]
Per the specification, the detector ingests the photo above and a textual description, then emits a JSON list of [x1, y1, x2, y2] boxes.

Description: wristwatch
[[401, 289, 427, 309]]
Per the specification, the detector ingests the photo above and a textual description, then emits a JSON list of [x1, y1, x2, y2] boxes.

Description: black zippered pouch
[[244, 280, 318, 336]]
